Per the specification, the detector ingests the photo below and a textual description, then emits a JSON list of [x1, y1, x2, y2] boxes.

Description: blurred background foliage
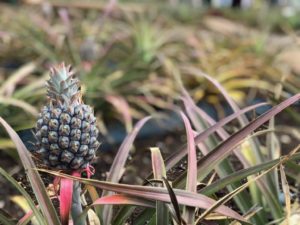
[[1, 0, 300, 133], [0, 0, 299, 161], [1, 0, 300, 224], [0, 0, 299, 157]]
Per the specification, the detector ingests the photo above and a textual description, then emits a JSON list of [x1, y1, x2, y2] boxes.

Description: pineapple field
[[0, 1, 300, 225]]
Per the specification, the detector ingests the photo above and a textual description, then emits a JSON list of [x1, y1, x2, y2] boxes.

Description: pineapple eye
[[70, 141, 80, 153], [70, 157, 84, 169], [60, 113, 71, 124], [85, 113, 96, 123], [50, 144, 60, 155], [48, 131, 58, 143], [60, 150, 74, 163], [90, 125, 99, 136], [40, 125, 48, 137], [36, 119, 44, 129], [42, 112, 51, 124], [41, 137, 49, 147], [59, 124, 71, 136], [49, 119, 59, 131], [78, 145, 88, 156], [51, 108, 62, 119], [71, 129, 81, 141], [59, 136, 69, 149], [85, 149, 95, 161], [89, 137, 100, 149], [81, 133, 90, 145], [82, 121, 90, 132], [71, 117, 82, 129]]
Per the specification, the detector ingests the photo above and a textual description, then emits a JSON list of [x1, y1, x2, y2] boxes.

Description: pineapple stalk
[[71, 181, 86, 225]]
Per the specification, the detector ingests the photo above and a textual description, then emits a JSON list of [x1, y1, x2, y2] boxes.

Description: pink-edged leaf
[[181, 67, 282, 201], [181, 94, 260, 216], [181, 66, 265, 164], [0, 117, 60, 225], [105, 95, 133, 132], [181, 66, 246, 119], [40, 170, 249, 224], [182, 95, 251, 168], [18, 210, 34, 225], [165, 102, 267, 170], [179, 112, 197, 192], [150, 147, 166, 179], [106, 116, 151, 183], [93, 194, 155, 208], [78, 195, 155, 222], [18, 196, 58, 225], [60, 178, 73, 225], [195, 93, 300, 182], [150, 148, 169, 224], [102, 116, 151, 224], [179, 112, 197, 224]]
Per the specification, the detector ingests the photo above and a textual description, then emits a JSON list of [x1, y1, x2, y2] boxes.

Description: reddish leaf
[[40, 170, 249, 224], [60, 178, 73, 225], [59, 171, 81, 225], [93, 194, 155, 208], [102, 116, 151, 224], [180, 112, 197, 224], [166, 102, 267, 170]]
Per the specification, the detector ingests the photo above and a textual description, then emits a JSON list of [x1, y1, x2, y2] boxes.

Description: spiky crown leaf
[[47, 63, 82, 107]]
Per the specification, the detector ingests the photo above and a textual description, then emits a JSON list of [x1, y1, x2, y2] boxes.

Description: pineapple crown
[[47, 63, 82, 107]]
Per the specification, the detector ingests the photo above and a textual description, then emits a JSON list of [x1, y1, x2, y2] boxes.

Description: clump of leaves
[[0, 63, 299, 224]]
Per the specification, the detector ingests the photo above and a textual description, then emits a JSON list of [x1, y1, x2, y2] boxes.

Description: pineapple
[[34, 63, 100, 170]]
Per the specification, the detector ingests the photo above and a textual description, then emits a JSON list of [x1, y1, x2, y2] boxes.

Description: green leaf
[[0, 211, 15, 225], [199, 152, 300, 196], [0, 167, 44, 224]]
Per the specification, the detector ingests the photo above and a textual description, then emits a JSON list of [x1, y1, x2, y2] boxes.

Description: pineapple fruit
[[34, 63, 100, 170]]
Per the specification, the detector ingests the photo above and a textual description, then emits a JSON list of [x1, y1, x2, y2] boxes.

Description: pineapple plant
[[34, 63, 100, 170]]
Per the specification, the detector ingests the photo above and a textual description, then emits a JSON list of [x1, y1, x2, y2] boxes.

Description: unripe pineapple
[[34, 63, 100, 170]]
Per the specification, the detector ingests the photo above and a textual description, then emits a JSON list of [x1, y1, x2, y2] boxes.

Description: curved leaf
[[0, 117, 61, 225], [40, 170, 249, 224]]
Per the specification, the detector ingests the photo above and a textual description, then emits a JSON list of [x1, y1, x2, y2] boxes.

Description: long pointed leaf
[[0, 213, 15, 225], [180, 112, 196, 224], [150, 147, 169, 225], [0, 117, 61, 225], [196, 93, 300, 182], [102, 116, 151, 224], [93, 194, 155, 208], [165, 102, 267, 170], [200, 152, 300, 196], [40, 170, 249, 224], [60, 178, 73, 225], [0, 167, 43, 225]]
